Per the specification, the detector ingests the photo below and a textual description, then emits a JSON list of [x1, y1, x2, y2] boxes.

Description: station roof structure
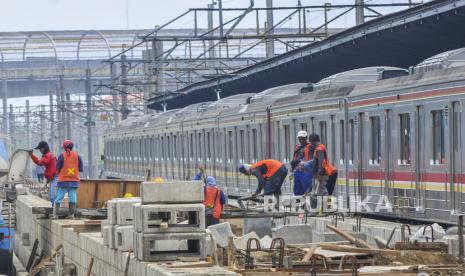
[[147, 0, 465, 110]]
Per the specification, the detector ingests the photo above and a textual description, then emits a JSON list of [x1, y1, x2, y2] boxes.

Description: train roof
[[311, 66, 407, 92], [249, 83, 306, 104], [413, 47, 465, 74]]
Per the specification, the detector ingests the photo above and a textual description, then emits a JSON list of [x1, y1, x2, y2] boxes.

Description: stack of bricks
[[101, 197, 141, 252], [133, 180, 208, 261]]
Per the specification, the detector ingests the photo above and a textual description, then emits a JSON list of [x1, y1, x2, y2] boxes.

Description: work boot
[[66, 203, 76, 219], [52, 203, 60, 219]]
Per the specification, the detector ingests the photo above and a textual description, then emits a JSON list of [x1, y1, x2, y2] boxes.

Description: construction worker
[[55, 140, 83, 219], [203, 176, 226, 226], [239, 159, 288, 198], [291, 130, 313, 196], [308, 134, 337, 205], [29, 141, 57, 206], [194, 165, 206, 183]]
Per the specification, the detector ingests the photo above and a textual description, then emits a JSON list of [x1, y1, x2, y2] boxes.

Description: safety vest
[[58, 151, 80, 182], [204, 186, 222, 220], [251, 159, 283, 180], [314, 144, 337, 176], [293, 143, 312, 161]]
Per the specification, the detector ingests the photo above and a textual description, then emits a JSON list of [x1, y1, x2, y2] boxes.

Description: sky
[[0, 0, 411, 32]]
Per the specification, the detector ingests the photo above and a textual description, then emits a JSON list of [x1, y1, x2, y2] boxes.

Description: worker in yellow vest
[[54, 140, 83, 219]]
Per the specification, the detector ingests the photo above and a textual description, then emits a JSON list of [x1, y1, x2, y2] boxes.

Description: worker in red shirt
[[30, 141, 57, 206]]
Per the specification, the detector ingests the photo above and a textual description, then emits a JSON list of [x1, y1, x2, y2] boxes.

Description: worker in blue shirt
[[194, 165, 206, 182], [203, 176, 226, 226], [291, 131, 314, 196]]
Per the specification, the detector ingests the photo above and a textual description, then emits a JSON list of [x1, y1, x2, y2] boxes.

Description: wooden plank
[[86, 257, 94, 276], [320, 244, 399, 255], [72, 224, 101, 234], [326, 224, 374, 249], [165, 261, 214, 268], [26, 239, 39, 272], [123, 250, 132, 276], [301, 245, 317, 262]]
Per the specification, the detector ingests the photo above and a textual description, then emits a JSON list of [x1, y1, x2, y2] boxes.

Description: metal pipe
[[120, 54, 129, 120], [40, 105, 46, 141], [85, 68, 94, 178], [355, 0, 365, 25], [49, 90, 55, 151], [265, 0, 274, 59], [66, 93, 71, 140], [219, 0, 224, 38], [459, 215, 464, 263], [26, 100, 31, 176], [207, 3, 215, 60], [1, 78, 6, 135], [344, 98, 350, 212]]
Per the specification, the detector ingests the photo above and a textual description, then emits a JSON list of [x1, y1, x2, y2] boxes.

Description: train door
[[330, 115, 336, 166], [414, 106, 426, 213], [451, 101, 463, 213], [281, 120, 292, 194], [225, 127, 237, 194], [356, 113, 366, 199], [237, 126, 248, 195]]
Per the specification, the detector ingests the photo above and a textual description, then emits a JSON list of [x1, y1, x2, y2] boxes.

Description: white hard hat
[[297, 130, 308, 138]]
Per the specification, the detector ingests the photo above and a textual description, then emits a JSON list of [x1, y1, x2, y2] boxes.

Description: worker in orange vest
[[307, 134, 337, 205], [239, 159, 288, 198], [203, 176, 226, 226], [54, 140, 83, 219]]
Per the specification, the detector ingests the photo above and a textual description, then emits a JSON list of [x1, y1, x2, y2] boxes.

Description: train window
[[370, 117, 381, 165], [173, 135, 177, 160], [167, 136, 171, 159], [252, 129, 258, 162], [339, 120, 345, 164], [198, 133, 202, 161], [239, 130, 245, 162], [453, 106, 460, 153], [319, 121, 327, 146], [189, 133, 194, 161], [206, 132, 211, 160], [349, 119, 354, 164], [431, 110, 445, 165], [399, 113, 411, 165], [310, 117, 315, 133], [161, 136, 165, 160], [228, 130, 233, 162], [284, 125, 291, 162], [300, 123, 308, 133]]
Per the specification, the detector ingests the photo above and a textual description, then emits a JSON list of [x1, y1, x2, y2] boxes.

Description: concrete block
[[108, 225, 116, 249], [207, 222, 234, 248], [140, 181, 204, 204], [244, 217, 272, 238], [116, 198, 141, 225], [100, 220, 109, 237], [273, 224, 313, 245], [233, 232, 260, 250], [115, 225, 134, 252], [312, 231, 367, 243], [134, 232, 207, 262], [107, 198, 140, 225], [260, 235, 273, 249], [133, 203, 205, 233]]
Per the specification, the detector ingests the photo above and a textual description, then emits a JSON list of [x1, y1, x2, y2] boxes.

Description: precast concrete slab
[[107, 198, 140, 225], [115, 225, 134, 252], [134, 203, 205, 233], [140, 181, 204, 204], [273, 224, 313, 245], [134, 232, 208, 262], [207, 222, 235, 248]]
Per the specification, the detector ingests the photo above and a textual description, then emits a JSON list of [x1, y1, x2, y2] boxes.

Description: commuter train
[[104, 47, 465, 222]]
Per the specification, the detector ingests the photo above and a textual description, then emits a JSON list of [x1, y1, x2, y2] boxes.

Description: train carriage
[[103, 48, 465, 223]]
